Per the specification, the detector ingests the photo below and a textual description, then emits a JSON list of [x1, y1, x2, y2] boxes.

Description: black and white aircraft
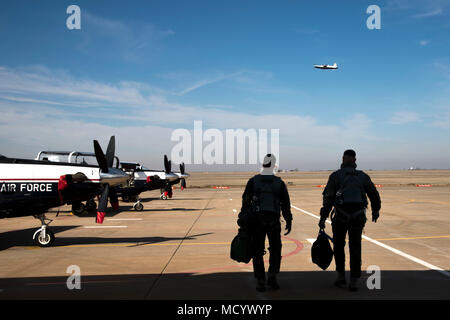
[[0, 136, 129, 246], [314, 62, 338, 70], [35, 152, 189, 211]]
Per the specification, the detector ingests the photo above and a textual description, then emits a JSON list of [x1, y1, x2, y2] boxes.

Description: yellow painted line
[[23, 240, 299, 249], [22, 235, 450, 250]]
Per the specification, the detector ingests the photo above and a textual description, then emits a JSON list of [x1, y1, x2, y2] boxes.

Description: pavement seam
[[144, 191, 216, 298]]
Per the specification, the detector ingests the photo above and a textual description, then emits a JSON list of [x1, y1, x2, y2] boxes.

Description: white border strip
[[83, 226, 128, 229], [106, 218, 143, 221], [291, 205, 450, 278]]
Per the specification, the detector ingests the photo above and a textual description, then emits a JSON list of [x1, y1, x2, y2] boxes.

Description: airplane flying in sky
[[0, 136, 129, 246], [314, 62, 338, 69]]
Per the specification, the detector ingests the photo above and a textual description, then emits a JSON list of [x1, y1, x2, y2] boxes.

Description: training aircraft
[[0, 136, 129, 246], [35, 152, 189, 211], [156, 157, 189, 200], [115, 155, 186, 210], [314, 62, 338, 70]]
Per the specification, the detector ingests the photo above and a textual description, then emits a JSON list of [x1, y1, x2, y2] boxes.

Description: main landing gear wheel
[[85, 199, 97, 212], [71, 202, 87, 216], [33, 214, 55, 247]]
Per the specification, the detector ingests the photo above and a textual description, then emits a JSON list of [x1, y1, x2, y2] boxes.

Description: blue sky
[[0, 0, 449, 170]]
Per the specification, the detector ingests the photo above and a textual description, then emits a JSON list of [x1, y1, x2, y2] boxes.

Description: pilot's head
[[261, 153, 277, 175], [342, 149, 356, 165]]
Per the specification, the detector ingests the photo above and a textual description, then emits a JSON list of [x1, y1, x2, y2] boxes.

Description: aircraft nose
[[100, 168, 129, 186], [165, 172, 179, 181]]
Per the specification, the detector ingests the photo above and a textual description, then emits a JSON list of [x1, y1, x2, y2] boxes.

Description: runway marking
[[83, 225, 128, 228], [291, 205, 450, 278], [28, 235, 449, 250], [305, 235, 450, 244]]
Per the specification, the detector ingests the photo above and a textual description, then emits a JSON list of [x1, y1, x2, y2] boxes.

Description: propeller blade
[[105, 136, 115, 168], [181, 178, 186, 190], [180, 162, 185, 175], [109, 187, 119, 210], [96, 184, 109, 224], [164, 155, 171, 174], [94, 140, 108, 173]]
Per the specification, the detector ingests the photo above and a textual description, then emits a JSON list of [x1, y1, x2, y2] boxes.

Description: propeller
[[180, 162, 186, 190], [93, 136, 123, 223], [96, 184, 109, 224], [94, 140, 108, 173], [164, 154, 172, 174], [180, 162, 185, 175], [105, 136, 115, 168]]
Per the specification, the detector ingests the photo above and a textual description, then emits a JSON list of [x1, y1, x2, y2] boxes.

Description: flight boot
[[334, 271, 346, 288]]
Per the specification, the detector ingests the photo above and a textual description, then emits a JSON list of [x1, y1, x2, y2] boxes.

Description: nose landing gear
[[32, 214, 55, 247]]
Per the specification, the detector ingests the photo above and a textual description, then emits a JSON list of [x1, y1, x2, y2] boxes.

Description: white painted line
[[83, 226, 128, 229], [106, 218, 143, 221], [291, 205, 450, 278], [306, 238, 316, 244]]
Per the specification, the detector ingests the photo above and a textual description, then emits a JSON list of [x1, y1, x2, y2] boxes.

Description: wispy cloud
[[432, 112, 450, 128], [419, 40, 430, 46], [412, 8, 443, 18], [178, 72, 243, 95], [79, 12, 175, 63], [388, 111, 421, 124], [293, 28, 320, 35], [0, 65, 150, 109]]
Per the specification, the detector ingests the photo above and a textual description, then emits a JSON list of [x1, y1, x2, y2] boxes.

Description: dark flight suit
[[320, 163, 381, 278], [239, 174, 292, 280]]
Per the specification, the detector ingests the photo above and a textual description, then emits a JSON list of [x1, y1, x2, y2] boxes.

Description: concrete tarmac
[[0, 171, 449, 299]]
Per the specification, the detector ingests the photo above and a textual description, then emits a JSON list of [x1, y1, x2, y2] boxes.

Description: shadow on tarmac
[[0, 228, 213, 249], [0, 270, 448, 300], [0, 226, 80, 250], [53, 232, 213, 247]]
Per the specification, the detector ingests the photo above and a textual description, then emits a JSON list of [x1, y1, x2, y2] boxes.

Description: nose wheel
[[133, 198, 144, 211], [160, 186, 172, 200], [33, 214, 55, 247]]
